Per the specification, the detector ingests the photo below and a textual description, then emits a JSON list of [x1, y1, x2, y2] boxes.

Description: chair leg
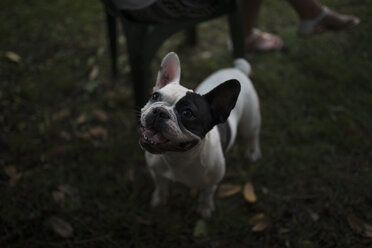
[[129, 58, 151, 109], [122, 22, 152, 109], [122, 21, 184, 110], [228, 1, 245, 58], [105, 10, 118, 77], [185, 26, 198, 46]]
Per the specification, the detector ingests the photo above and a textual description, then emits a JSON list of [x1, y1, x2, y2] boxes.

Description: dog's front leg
[[197, 185, 217, 218], [150, 169, 169, 207]]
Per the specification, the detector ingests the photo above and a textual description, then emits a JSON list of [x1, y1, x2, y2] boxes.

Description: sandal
[[245, 28, 283, 53], [298, 6, 360, 36]]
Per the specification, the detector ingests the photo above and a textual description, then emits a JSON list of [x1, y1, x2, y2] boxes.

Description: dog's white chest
[[145, 128, 226, 189], [164, 158, 207, 187]]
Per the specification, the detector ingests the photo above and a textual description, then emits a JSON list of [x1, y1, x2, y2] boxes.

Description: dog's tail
[[234, 58, 251, 76]]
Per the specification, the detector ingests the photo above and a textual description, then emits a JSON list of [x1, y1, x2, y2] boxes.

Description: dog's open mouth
[[141, 126, 169, 145], [139, 126, 198, 154]]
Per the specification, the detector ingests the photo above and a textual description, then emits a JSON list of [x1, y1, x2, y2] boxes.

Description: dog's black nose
[[152, 108, 170, 120]]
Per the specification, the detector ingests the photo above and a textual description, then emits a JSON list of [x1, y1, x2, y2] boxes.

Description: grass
[[1, 0, 371, 247]]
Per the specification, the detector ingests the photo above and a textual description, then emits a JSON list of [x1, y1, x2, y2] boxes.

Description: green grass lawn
[[1, 0, 371, 247]]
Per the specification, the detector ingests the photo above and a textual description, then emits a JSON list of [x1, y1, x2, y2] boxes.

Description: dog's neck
[[162, 136, 206, 161], [160, 127, 222, 166], [152, 127, 225, 188]]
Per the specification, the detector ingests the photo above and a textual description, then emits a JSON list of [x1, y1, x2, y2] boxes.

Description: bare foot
[[318, 9, 360, 31], [245, 28, 283, 53], [299, 7, 360, 35]]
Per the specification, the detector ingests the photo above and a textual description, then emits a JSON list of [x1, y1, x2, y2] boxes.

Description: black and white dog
[[139, 52, 261, 218]]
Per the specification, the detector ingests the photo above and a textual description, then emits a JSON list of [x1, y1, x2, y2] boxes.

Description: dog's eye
[[182, 109, 194, 119], [152, 92, 160, 101]]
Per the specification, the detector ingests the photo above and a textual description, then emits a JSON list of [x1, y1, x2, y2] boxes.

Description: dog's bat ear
[[203, 79, 241, 125], [154, 52, 181, 90]]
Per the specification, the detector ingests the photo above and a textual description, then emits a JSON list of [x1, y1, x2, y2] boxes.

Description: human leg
[[288, 0, 360, 35], [240, 0, 283, 52]]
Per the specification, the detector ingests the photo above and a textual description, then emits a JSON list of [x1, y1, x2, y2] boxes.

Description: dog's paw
[[197, 202, 215, 219], [245, 148, 262, 162]]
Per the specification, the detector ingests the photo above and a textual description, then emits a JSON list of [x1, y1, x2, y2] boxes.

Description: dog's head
[[139, 52, 240, 154]]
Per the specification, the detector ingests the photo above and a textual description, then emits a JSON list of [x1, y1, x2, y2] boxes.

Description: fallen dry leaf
[[52, 185, 79, 205], [49, 216, 74, 238], [88, 65, 99, 80], [279, 228, 290, 234], [48, 145, 70, 157], [92, 109, 108, 122], [136, 216, 153, 226], [52, 190, 65, 204], [58, 185, 76, 196], [243, 182, 257, 203], [106, 90, 116, 99], [347, 213, 372, 238], [76, 113, 87, 124], [217, 183, 242, 198], [308, 209, 319, 222], [189, 188, 198, 198], [52, 109, 70, 121], [249, 213, 266, 225], [88, 126, 107, 139], [75, 130, 91, 139], [75, 126, 107, 140], [59, 130, 71, 140], [252, 219, 270, 232], [4, 166, 17, 177], [249, 213, 271, 232], [193, 219, 207, 237], [4, 166, 22, 187], [5, 51, 21, 63]]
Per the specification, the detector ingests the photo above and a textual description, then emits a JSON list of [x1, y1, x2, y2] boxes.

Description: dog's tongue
[[142, 127, 167, 144]]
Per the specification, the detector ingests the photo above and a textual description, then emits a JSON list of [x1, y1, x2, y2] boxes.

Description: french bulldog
[[139, 52, 261, 218]]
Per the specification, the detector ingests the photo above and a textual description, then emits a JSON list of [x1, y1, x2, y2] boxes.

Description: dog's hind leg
[[244, 125, 261, 162], [240, 112, 262, 162]]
